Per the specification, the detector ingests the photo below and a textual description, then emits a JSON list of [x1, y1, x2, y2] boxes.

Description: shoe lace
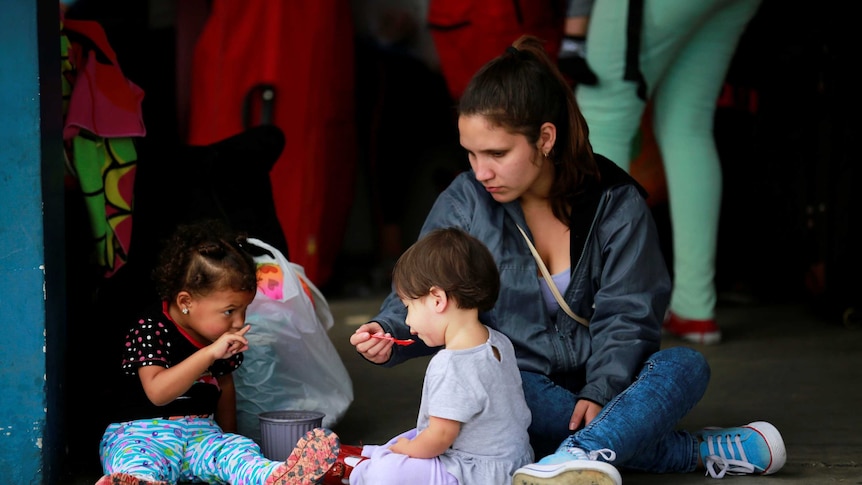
[[703, 432, 755, 478], [564, 446, 617, 462]]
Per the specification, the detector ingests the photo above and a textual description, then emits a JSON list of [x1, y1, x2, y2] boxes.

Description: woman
[[350, 35, 784, 483]]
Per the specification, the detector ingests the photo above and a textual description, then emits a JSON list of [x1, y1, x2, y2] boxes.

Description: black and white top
[[108, 301, 243, 422]]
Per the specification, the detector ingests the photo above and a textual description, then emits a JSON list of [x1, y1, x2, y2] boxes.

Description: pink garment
[[62, 18, 146, 140]]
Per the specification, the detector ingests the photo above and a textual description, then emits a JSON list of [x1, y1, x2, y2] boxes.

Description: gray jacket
[[372, 155, 670, 406]]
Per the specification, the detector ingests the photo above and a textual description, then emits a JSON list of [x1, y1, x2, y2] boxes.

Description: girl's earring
[[182, 307, 189, 315]]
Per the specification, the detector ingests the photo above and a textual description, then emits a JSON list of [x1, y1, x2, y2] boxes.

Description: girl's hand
[[210, 325, 251, 360], [350, 322, 393, 364], [389, 417, 458, 458], [389, 436, 411, 455], [569, 399, 602, 431]]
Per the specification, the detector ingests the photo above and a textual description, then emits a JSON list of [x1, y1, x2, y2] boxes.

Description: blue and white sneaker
[[699, 421, 787, 478], [512, 443, 621, 485]]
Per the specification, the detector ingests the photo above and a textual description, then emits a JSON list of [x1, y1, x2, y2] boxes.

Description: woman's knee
[[650, 346, 711, 382]]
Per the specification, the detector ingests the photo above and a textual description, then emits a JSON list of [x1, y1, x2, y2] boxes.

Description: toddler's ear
[[429, 286, 449, 312]]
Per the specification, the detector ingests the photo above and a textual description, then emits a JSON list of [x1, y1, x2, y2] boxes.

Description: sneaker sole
[[512, 461, 622, 485], [663, 312, 722, 344], [679, 331, 722, 345], [267, 428, 340, 485], [97, 473, 168, 485], [746, 421, 787, 474], [662, 327, 722, 345]]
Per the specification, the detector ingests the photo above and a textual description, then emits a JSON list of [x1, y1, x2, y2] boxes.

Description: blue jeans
[[521, 346, 708, 473]]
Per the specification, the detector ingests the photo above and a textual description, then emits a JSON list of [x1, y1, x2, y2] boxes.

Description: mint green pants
[[576, 0, 762, 320]]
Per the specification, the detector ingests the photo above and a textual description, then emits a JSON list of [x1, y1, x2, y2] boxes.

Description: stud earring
[[182, 307, 189, 315]]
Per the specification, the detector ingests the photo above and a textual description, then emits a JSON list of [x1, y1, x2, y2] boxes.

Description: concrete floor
[[64, 294, 862, 484]]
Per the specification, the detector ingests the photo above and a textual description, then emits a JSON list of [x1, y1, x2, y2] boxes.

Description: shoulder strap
[[624, 0, 647, 100], [517, 224, 589, 327]]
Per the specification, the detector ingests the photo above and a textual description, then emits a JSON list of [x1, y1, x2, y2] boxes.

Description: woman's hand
[[569, 399, 603, 431], [350, 322, 393, 364]]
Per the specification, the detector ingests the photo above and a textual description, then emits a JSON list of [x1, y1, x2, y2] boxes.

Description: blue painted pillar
[[0, 0, 65, 483]]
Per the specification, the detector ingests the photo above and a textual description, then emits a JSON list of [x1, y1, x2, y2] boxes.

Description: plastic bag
[[234, 238, 353, 443]]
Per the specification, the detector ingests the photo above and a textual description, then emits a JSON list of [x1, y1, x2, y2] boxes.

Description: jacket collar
[[569, 154, 648, 267]]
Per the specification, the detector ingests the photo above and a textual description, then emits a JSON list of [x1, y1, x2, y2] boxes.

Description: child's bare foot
[[266, 427, 341, 485]]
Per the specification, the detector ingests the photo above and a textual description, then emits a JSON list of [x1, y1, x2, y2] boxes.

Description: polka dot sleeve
[[121, 316, 172, 375], [211, 352, 243, 376]]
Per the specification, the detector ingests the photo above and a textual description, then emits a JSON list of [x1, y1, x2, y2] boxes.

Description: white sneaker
[[512, 446, 621, 485]]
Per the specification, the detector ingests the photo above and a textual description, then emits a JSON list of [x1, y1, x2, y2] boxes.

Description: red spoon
[[371, 333, 415, 346]]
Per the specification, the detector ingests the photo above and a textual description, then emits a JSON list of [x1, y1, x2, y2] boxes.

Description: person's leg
[[180, 416, 278, 483], [519, 371, 580, 457], [321, 443, 368, 484], [184, 420, 338, 484], [94, 472, 168, 485], [98, 420, 185, 483], [560, 0, 597, 85], [266, 428, 340, 484], [566, 0, 593, 18], [649, 0, 762, 324], [579, 0, 739, 171], [575, 0, 646, 171], [513, 347, 708, 483], [349, 429, 459, 485], [518, 346, 785, 478], [565, 346, 710, 473]]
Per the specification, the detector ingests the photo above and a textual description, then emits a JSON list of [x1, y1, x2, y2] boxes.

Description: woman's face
[[459, 114, 549, 204]]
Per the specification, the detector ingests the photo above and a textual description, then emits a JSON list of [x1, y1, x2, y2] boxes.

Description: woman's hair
[[152, 219, 258, 301], [392, 227, 500, 312], [458, 35, 598, 225]]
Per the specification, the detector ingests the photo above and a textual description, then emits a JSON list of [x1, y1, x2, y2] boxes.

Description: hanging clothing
[[184, 0, 356, 287], [427, 0, 565, 100], [61, 14, 145, 277]]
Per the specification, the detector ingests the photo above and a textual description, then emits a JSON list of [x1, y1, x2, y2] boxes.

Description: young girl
[[96, 220, 340, 485], [339, 227, 533, 485]]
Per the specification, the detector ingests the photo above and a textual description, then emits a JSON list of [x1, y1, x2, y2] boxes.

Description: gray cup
[[258, 410, 325, 461]]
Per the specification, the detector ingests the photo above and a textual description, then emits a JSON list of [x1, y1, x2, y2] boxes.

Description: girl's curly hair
[[152, 219, 258, 302]]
